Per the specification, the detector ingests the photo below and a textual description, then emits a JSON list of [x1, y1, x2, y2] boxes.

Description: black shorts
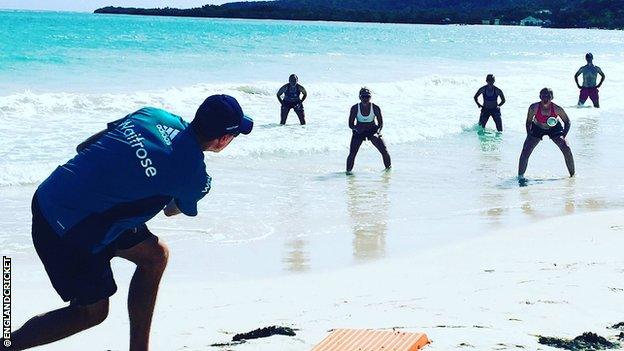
[[352, 127, 379, 142], [282, 100, 304, 112], [480, 107, 501, 119], [31, 194, 153, 305], [529, 122, 564, 140]]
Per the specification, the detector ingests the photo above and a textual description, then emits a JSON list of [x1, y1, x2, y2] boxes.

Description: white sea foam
[[0, 70, 621, 187]]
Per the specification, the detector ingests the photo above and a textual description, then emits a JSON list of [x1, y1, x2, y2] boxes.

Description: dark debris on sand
[[211, 326, 297, 347], [232, 326, 296, 341], [210, 340, 246, 347], [538, 332, 619, 351]]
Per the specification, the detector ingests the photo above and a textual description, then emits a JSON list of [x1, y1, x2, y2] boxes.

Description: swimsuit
[[356, 102, 376, 123], [282, 84, 304, 111], [479, 87, 502, 131], [353, 103, 378, 140], [484, 86, 498, 102], [530, 104, 564, 139]]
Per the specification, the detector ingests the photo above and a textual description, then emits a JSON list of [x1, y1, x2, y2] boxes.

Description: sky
[[0, 0, 251, 12]]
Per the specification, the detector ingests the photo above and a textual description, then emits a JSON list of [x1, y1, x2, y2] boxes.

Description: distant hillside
[[275, 0, 554, 11], [95, 0, 624, 29]]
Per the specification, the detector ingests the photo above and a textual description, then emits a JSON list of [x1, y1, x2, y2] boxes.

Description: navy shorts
[[529, 122, 564, 140], [282, 100, 304, 112], [480, 107, 501, 119], [31, 194, 153, 305], [352, 126, 380, 142]]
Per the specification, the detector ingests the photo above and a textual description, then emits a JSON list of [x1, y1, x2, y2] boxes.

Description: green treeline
[[94, 0, 624, 29]]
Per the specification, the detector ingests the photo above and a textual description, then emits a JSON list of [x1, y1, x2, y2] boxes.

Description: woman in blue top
[[277, 74, 307, 125], [474, 74, 506, 132]]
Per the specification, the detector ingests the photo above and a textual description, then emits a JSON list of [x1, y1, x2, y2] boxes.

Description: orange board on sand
[[311, 329, 430, 351]]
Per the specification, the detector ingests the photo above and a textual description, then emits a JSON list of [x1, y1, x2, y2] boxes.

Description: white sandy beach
[[9, 208, 624, 350]]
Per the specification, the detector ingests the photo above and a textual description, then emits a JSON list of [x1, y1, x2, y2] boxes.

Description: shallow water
[[1, 11, 624, 279]]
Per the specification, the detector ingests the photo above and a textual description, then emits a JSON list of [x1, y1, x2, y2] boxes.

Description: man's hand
[[163, 200, 181, 217]]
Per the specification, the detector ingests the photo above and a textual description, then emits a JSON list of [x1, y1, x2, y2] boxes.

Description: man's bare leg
[[116, 235, 169, 351], [9, 299, 109, 350]]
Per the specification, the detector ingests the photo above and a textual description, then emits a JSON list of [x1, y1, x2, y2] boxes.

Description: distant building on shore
[[481, 18, 501, 25], [520, 16, 543, 26]]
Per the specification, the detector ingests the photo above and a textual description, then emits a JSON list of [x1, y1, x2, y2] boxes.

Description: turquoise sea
[[2, 10, 624, 277]]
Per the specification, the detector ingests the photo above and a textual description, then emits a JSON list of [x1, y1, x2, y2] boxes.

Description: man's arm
[[276, 85, 286, 104], [76, 129, 107, 153], [348, 105, 357, 131], [498, 88, 506, 107], [526, 104, 536, 134], [163, 199, 181, 217], [596, 67, 605, 88], [299, 85, 307, 103], [374, 104, 383, 132], [473, 87, 483, 108], [574, 67, 583, 88], [556, 105, 571, 137]]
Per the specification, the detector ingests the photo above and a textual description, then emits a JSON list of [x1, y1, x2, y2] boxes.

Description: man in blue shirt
[[10, 95, 253, 350]]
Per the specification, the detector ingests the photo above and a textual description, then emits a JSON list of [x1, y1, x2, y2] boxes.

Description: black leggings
[[479, 108, 502, 132], [346, 132, 391, 172], [280, 102, 305, 125]]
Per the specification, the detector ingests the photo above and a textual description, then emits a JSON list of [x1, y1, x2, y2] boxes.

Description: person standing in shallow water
[[474, 74, 506, 132], [518, 88, 575, 178], [574, 52, 605, 108], [346, 87, 391, 173], [277, 74, 307, 125]]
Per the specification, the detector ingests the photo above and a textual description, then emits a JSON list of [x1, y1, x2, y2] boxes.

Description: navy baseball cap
[[190, 94, 253, 141]]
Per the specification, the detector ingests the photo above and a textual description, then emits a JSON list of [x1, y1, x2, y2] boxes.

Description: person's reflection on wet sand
[[347, 173, 390, 261], [283, 237, 309, 272]]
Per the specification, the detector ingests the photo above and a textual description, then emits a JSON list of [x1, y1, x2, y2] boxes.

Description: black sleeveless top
[[284, 84, 301, 101]]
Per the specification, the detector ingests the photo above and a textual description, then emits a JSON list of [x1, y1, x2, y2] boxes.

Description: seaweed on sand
[[538, 332, 618, 351], [210, 326, 297, 347]]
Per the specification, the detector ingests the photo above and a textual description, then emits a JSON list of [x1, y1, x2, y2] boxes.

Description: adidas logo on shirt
[[156, 124, 180, 146]]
